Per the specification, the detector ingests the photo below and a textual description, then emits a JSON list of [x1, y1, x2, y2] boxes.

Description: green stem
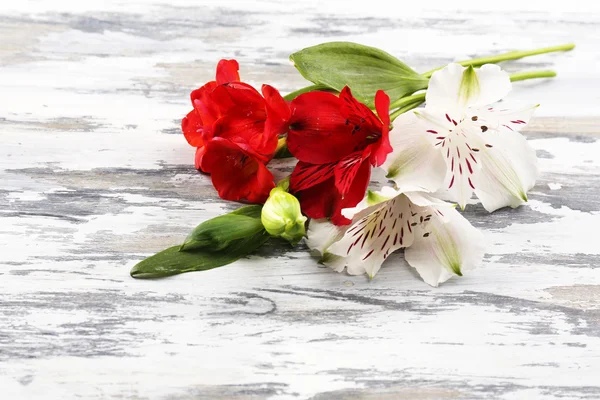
[[510, 70, 556, 82], [422, 43, 575, 78], [389, 99, 425, 122], [389, 93, 426, 112], [283, 83, 329, 101], [389, 70, 557, 122]]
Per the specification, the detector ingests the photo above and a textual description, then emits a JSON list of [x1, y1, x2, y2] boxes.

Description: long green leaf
[[290, 42, 428, 106], [180, 205, 264, 252], [130, 231, 270, 279]]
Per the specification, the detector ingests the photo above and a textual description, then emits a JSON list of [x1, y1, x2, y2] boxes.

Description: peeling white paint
[[1, 2, 599, 400]]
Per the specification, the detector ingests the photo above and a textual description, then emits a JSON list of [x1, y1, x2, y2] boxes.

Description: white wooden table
[[1, 1, 599, 399]]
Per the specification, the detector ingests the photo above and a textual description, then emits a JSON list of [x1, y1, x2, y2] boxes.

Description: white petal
[[439, 130, 480, 210], [472, 64, 512, 108], [473, 129, 539, 212], [306, 218, 346, 255], [341, 187, 398, 220], [477, 103, 538, 132], [306, 219, 350, 274], [405, 203, 485, 287], [382, 111, 447, 193], [404, 191, 449, 219], [328, 193, 417, 278], [426, 63, 511, 114]]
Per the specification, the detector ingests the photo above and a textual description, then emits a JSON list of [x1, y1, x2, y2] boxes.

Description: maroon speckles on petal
[[381, 236, 390, 251], [445, 113, 452, 123], [466, 158, 473, 174], [352, 226, 365, 237], [361, 234, 369, 249], [363, 249, 374, 260], [468, 177, 475, 189], [449, 175, 455, 188], [393, 233, 398, 246], [427, 129, 438, 134]]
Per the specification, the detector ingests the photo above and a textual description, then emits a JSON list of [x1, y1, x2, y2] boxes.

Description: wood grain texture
[[1, 1, 599, 399]]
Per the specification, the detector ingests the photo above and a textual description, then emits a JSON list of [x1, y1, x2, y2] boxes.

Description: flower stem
[[510, 70, 556, 82], [422, 44, 575, 78], [389, 98, 425, 122], [389, 70, 558, 122], [283, 83, 329, 101], [388, 93, 426, 112]]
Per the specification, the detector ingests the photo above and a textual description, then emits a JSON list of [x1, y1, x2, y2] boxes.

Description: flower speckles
[[384, 63, 539, 212], [307, 187, 485, 286]]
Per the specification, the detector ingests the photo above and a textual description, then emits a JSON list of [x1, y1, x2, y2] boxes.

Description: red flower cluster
[[288, 87, 391, 225], [182, 60, 391, 226], [182, 60, 290, 203]]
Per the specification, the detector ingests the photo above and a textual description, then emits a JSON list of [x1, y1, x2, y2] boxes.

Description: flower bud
[[261, 186, 307, 246]]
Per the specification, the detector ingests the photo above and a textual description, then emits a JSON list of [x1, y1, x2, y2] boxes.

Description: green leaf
[[290, 42, 429, 106], [180, 205, 264, 252], [130, 231, 270, 279], [229, 204, 263, 218]]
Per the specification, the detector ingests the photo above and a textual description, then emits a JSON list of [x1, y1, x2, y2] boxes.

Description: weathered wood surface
[[1, 1, 599, 399]]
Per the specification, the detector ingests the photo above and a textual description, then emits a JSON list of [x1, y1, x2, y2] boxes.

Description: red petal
[[339, 86, 382, 133], [213, 108, 267, 144], [220, 82, 265, 109], [290, 160, 336, 192], [194, 146, 207, 171], [201, 137, 274, 203], [216, 59, 240, 85], [375, 90, 390, 127], [182, 109, 204, 147], [334, 151, 369, 196], [369, 90, 393, 167], [332, 159, 371, 226], [287, 91, 359, 164], [190, 81, 220, 141], [262, 84, 291, 154], [295, 177, 338, 220]]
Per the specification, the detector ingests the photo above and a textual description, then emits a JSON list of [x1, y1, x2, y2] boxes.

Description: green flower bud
[[261, 186, 307, 246]]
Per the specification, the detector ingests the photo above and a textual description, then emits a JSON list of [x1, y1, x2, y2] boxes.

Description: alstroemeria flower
[[181, 59, 290, 203], [287, 87, 392, 225], [307, 186, 485, 286], [383, 63, 539, 212]]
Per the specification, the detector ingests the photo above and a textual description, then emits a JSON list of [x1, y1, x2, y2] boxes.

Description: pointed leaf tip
[[131, 231, 270, 279]]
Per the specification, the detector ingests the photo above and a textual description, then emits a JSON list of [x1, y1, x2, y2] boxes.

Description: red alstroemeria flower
[[181, 59, 290, 203], [288, 87, 391, 225]]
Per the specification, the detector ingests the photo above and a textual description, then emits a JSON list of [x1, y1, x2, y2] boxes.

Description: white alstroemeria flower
[[307, 186, 485, 286], [383, 63, 539, 212]]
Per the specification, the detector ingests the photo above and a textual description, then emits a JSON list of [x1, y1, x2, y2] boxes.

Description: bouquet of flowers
[[130, 42, 574, 286]]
